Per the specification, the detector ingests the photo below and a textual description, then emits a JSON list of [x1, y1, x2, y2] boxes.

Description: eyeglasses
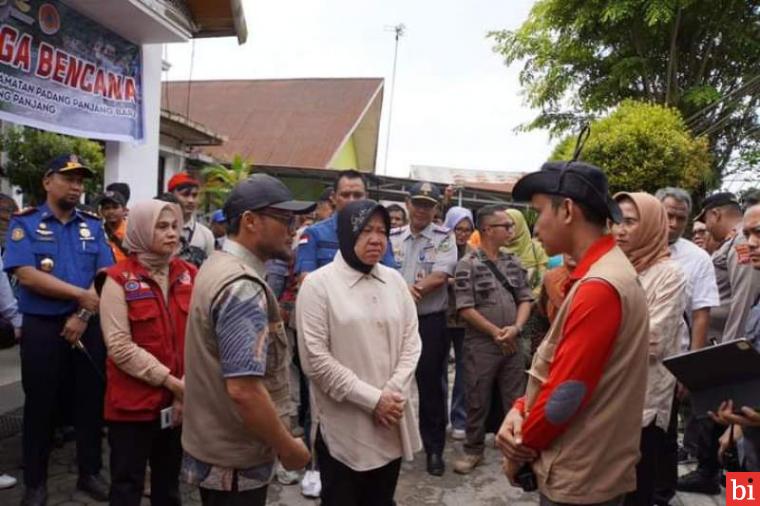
[[488, 223, 515, 231], [256, 210, 296, 229], [454, 226, 473, 234]]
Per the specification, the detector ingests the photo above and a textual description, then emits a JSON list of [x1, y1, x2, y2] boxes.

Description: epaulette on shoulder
[[79, 208, 101, 220], [432, 225, 450, 234], [13, 206, 36, 217], [389, 227, 405, 236]]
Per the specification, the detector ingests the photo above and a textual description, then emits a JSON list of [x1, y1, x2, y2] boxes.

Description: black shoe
[[426, 453, 445, 476], [77, 474, 109, 502], [20, 486, 47, 506], [677, 445, 695, 464], [676, 470, 720, 495]]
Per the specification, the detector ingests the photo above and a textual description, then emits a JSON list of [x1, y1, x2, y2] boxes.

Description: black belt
[[418, 311, 446, 318]]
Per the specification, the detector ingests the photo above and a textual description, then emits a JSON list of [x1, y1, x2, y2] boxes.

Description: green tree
[[550, 101, 712, 195], [200, 154, 252, 209], [489, 0, 759, 182], [0, 127, 105, 205]]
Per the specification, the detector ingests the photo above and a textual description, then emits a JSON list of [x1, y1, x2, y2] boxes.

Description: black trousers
[[316, 429, 401, 506], [625, 422, 665, 506], [692, 416, 724, 477], [200, 485, 268, 506], [108, 421, 182, 506], [416, 312, 451, 455], [654, 393, 679, 505], [21, 314, 105, 488], [541, 495, 623, 506]]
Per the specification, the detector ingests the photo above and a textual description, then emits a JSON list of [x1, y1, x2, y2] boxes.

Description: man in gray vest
[[182, 174, 313, 506]]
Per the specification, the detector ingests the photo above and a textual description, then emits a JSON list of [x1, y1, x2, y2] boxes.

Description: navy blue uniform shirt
[[3, 203, 114, 315]]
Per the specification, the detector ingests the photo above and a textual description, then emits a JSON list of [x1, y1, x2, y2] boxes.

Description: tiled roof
[[162, 78, 384, 168]]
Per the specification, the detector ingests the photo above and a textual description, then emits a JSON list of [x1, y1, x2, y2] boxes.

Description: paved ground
[[0, 344, 727, 505], [0, 430, 727, 505]]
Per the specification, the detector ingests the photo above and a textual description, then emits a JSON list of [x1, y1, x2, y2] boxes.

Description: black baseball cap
[[224, 174, 315, 220], [45, 153, 94, 178], [95, 191, 126, 207], [409, 181, 441, 204], [695, 192, 740, 221], [106, 182, 131, 204], [512, 161, 622, 223]]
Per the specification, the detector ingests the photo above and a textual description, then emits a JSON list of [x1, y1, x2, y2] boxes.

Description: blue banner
[[0, 0, 143, 142]]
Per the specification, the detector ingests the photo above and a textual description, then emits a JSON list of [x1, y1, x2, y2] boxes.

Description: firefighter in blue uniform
[[4, 154, 114, 506]]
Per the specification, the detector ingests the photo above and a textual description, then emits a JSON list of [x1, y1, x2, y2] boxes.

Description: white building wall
[[104, 44, 163, 203]]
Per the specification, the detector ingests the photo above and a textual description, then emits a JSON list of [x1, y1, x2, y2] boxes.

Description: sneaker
[[300, 470, 321, 498], [453, 453, 483, 474], [0, 473, 16, 489], [451, 428, 466, 441], [276, 463, 300, 485], [676, 470, 720, 495]]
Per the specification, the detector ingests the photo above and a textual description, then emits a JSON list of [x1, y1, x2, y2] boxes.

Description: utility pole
[[383, 23, 405, 175]]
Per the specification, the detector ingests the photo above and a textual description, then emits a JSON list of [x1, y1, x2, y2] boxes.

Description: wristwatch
[[75, 308, 93, 322], [514, 324, 524, 337]]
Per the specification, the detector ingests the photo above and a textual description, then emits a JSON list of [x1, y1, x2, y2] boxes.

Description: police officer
[[451, 205, 533, 475], [389, 181, 457, 476], [4, 154, 114, 506]]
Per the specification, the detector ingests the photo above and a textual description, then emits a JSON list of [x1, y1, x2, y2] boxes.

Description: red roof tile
[[162, 78, 383, 168]]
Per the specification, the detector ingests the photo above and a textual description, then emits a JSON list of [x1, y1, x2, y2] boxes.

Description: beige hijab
[[123, 199, 183, 272], [613, 192, 670, 273]]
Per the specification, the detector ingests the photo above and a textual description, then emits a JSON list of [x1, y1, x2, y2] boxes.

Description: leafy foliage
[[550, 101, 712, 194], [0, 127, 105, 205], [200, 154, 252, 209], [490, 0, 760, 182]]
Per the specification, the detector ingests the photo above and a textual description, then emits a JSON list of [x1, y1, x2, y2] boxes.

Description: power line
[[685, 74, 760, 130]]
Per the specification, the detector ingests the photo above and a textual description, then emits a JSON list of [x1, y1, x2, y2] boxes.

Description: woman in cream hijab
[[99, 200, 197, 506], [613, 192, 687, 506]]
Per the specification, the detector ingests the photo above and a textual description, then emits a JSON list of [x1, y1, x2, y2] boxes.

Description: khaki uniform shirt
[[389, 223, 457, 315], [454, 249, 533, 338], [711, 225, 760, 341]]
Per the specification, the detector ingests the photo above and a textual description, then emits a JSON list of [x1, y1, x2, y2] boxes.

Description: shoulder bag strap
[[477, 250, 517, 301]]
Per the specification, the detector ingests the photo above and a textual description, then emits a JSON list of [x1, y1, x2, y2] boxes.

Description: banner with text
[[0, 0, 143, 142]]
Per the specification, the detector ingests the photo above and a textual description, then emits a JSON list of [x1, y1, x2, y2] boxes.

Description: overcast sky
[[164, 0, 552, 179]]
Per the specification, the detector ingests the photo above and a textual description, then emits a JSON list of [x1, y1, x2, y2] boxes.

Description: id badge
[[160, 406, 173, 429]]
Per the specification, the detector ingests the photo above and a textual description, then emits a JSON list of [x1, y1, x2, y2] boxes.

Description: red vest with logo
[[104, 256, 196, 422]]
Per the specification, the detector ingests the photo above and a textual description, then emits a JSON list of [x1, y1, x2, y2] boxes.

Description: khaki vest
[[527, 246, 649, 504], [182, 251, 290, 469]]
